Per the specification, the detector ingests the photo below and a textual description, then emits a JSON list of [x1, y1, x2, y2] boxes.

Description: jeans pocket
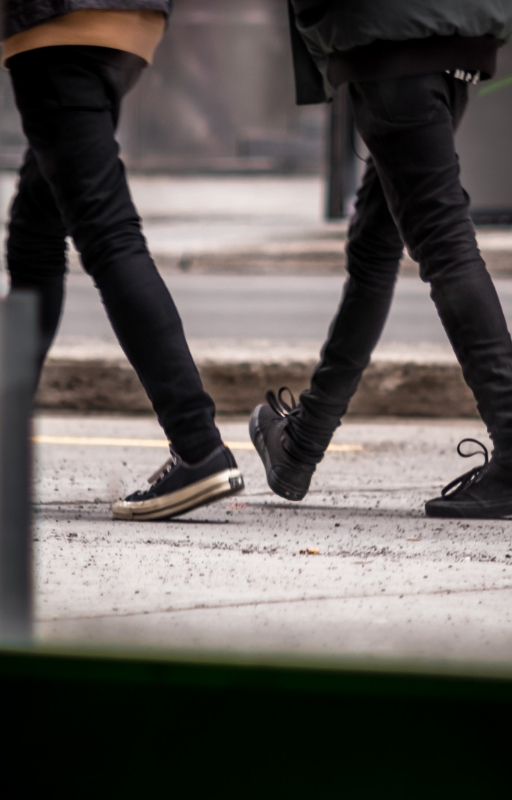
[[373, 74, 449, 126]]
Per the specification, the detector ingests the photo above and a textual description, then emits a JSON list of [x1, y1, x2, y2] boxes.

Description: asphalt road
[[34, 413, 512, 662], [56, 273, 512, 347]]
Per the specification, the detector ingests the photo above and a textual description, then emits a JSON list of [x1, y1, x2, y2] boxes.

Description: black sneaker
[[249, 388, 316, 501], [112, 444, 244, 521], [425, 438, 512, 519]]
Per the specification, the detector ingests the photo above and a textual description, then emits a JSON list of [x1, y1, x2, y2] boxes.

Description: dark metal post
[[326, 85, 358, 219], [0, 292, 38, 642]]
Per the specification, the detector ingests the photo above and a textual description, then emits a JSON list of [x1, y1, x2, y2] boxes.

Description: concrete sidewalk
[[34, 413, 512, 664]]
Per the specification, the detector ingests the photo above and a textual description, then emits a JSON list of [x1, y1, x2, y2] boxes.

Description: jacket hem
[[4, 1, 171, 39], [328, 35, 499, 89]]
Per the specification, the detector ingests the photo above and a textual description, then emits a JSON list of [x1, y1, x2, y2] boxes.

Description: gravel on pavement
[[34, 413, 512, 665]]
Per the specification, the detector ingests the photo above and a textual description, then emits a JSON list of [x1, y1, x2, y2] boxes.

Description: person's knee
[[77, 219, 148, 281], [7, 231, 67, 282], [419, 250, 487, 285], [346, 237, 401, 294]]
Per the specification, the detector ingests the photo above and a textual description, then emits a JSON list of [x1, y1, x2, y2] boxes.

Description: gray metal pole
[[326, 85, 358, 220], [0, 291, 38, 642]]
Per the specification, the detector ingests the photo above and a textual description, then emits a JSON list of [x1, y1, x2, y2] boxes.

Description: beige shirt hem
[[2, 10, 166, 66]]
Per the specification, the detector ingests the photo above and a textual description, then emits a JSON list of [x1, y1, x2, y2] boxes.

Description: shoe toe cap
[[112, 499, 134, 519]]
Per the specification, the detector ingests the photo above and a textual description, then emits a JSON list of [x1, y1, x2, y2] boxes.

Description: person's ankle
[[492, 455, 512, 473], [286, 419, 327, 465], [173, 440, 223, 466]]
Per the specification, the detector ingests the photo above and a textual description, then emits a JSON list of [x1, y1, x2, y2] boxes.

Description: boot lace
[[147, 449, 179, 486], [266, 387, 300, 418], [441, 438, 489, 498]]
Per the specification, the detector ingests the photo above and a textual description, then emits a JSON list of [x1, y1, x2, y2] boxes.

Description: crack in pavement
[[34, 501, 434, 520], [38, 582, 512, 623]]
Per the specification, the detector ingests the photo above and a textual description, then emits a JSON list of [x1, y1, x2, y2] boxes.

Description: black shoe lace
[[266, 386, 323, 467], [441, 438, 489, 498], [266, 387, 300, 418], [147, 450, 179, 486]]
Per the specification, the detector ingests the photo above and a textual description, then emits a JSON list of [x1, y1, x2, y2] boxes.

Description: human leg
[[252, 71, 512, 513], [292, 158, 404, 455], [8, 45, 244, 517], [350, 73, 512, 465], [7, 148, 67, 373], [8, 46, 221, 464], [249, 158, 403, 498]]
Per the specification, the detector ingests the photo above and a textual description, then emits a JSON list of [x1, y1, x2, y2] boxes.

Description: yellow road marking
[[328, 443, 363, 453], [33, 435, 362, 453], [34, 435, 169, 448]]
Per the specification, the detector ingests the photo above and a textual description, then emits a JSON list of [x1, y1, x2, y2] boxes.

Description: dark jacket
[[289, 0, 512, 104], [4, 1, 171, 39]]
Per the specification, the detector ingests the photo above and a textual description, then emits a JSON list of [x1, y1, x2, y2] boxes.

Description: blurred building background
[[119, 0, 325, 173], [0, 0, 326, 175], [1, 0, 512, 218]]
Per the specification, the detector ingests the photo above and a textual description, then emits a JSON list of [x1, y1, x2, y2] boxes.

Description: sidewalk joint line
[[37, 583, 512, 624]]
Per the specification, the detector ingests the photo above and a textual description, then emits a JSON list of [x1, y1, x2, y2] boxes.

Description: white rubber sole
[[112, 468, 244, 521]]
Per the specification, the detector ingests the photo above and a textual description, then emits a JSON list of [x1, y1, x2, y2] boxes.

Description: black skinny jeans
[[293, 73, 512, 464], [7, 46, 221, 463]]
